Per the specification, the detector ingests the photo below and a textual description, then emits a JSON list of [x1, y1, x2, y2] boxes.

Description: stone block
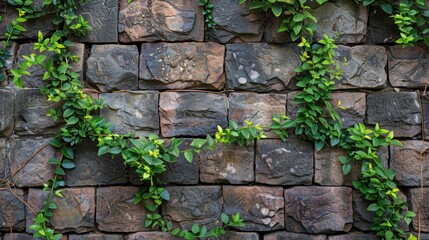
[[225, 44, 300, 92], [328, 233, 379, 240], [388, 45, 429, 88], [0, 89, 14, 136], [207, 0, 265, 43], [73, 0, 118, 42], [26, 188, 95, 233], [125, 232, 181, 240], [69, 233, 124, 240], [0, 189, 25, 231], [118, 0, 204, 42], [139, 42, 225, 90], [284, 186, 353, 233], [264, 16, 291, 43], [163, 186, 222, 229], [368, 7, 400, 44], [256, 139, 313, 186], [424, 95, 429, 141], [335, 45, 387, 89], [330, 92, 366, 128], [0, 42, 18, 87], [159, 92, 228, 137], [15, 89, 62, 135], [0, 138, 5, 180], [4, 233, 40, 240], [228, 93, 287, 138], [223, 186, 284, 231], [97, 186, 152, 232], [391, 140, 429, 186], [9, 138, 55, 187], [68, 43, 85, 81], [99, 91, 159, 136], [221, 232, 259, 240], [311, 0, 368, 44], [264, 232, 327, 240], [65, 140, 127, 186], [86, 45, 139, 92], [367, 92, 421, 138], [199, 142, 254, 184]]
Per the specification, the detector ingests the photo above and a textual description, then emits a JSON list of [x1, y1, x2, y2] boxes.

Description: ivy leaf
[[61, 159, 75, 169], [54, 167, 65, 175], [160, 189, 170, 201], [191, 224, 200, 234], [271, 4, 282, 17], [61, 147, 74, 159], [221, 213, 229, 224], [184, 150, 193, 163]]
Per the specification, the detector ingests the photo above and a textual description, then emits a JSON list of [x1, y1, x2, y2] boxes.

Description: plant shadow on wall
[[1, 0, 429, 239]]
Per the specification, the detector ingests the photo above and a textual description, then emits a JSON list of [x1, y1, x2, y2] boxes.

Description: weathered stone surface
[[97, 186, 152, 232], [199, 142, 254, 184], [388, 45, 429, 88], [207, 0, 265, 43], [69, 43, 85, 81], [3, 233, 39, 240], [223, 186, 284, 231], [86, 45, 138, 92], [69, 233, 124, 240], [0, 89, 14, 136], [0, 139, 5, 180], [330, 92, 366, 128], [284, 186, 353, 233], [221, 232, 259, 240], [15, 89, 62, 135], [328, 233, 379, 240], [264, 232, 327, 240], [139, 42, 225, 90], [225, 44, 300, 92], [367, 92, 421, 138], [9, 138, 55, 187], [334, 45, 387, 89], [256, 139, 313, 186], [159, 92, 228, 137], [424, 95, 429, 141], [73, 0, 118, 42], [409, 189, 429, 232], [100, 91, 159, 136], [311, 0, 368, 44], [125, 232, 181, 240], [264, 16, 291, 43], [26, 188, 95, 233], [0, 42, 17, 87], [391, 140, 429, 186], [163, 186, 222, 229], [229, 93, 287, 138], [65, 140, 127, 186], [368, 7, 400, 44], [0, 189, 25, 231], [118, 0, 204, 42]]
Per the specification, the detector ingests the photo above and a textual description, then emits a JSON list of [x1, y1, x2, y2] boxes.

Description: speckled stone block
[[139, 42, 225, 90], [0, 189, 25, 231], [0, 89, 14, 136], [223, 186, 284, 231], [264, 232, 327, 240]]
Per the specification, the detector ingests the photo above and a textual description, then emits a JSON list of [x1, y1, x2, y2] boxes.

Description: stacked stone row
[[1, 0, 429, 239]]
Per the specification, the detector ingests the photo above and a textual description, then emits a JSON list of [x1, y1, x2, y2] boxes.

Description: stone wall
[[1, 0, 429, 239]]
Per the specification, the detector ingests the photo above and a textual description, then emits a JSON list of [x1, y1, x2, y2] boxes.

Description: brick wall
[[1, 0, 429, 239]]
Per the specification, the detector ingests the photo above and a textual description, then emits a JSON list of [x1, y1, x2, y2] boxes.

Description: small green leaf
[[54, 167, 65, 175], [184, 150, 193, 163], [61, 159, 75, 169], [160, 189, 170, 201], [191, 224, 200, 234], [221, 213, 229, 224]]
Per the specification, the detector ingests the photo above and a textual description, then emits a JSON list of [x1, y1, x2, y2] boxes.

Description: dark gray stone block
[[0, 89, 14, 136], [0, 189, 25, 231]]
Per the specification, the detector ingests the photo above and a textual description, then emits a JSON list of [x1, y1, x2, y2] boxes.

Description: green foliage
[[215, 120, 266, 146], [199, 0, 216, 29]]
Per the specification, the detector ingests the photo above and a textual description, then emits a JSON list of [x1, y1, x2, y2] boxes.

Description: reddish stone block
[[408, 188, 429, 232], [69, 233, 124, 240], [125, 232, 180, 240]]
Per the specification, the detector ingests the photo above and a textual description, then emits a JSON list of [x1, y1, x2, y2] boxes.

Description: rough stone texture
[[0, 42, 18, 87], [424, 95, 429, 141], [118, 0, 204, 43], [97, 186, 152, 232], [159, 92, 228, 137], [409, 188, 429, 232], [139, 42, 225, 90], [0, 89, 14, 136], [328, 233, 379, 240], [69, 43, 86, 81], [366, 92, 421, 138], [223, 186, 284, 231], [163, 186, 222, 229], [315, 147, 357, 186], [73, 0, 118, 42], [264, 16, 291, 43], [65, 140, 127, 186], [368, 7, 400, 44], [388, 45, 429, 88], [334, 45, 387, 89], [4, 233, 40, 240], [26, 188, 95, 233], [256, 139, 313, 186], [125, 232, 181, 240], [207, 0, 265, 43], [221, 232, 259, 240], [69, 233, 124, 240], [311, 0, 368, 44], [0, 139, 5, 180], [198, 142, 254, 184], [225, 44, 300, 92], [352, 190, 374, 231], [9, 138, 55, 187], [264, 232, 327, 240], [15, 89, 62, 135], [284, 186, 353, 233], [391, 140, 429, 186], [228, 93, 287, 138], [86, 45, 139, 92], [100, 91, 159, 136], [0, 189, 25, 231], [330, 92, 366, 128]]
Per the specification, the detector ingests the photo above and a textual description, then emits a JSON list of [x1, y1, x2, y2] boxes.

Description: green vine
[[199, 0, 217, 29]]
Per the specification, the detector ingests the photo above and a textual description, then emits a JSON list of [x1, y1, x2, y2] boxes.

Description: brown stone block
[[264, 232, 327, 240], [330, 92, 366, 128], [26, 188, 95, 233], [221, 231, 259, 240], [125, 232, 180, 240], [69, 233, 124, 240], [139, 42, 225, 90], [0, 89, 14, 137], [284, 186, 353, 233], [163, 186, 222, 229], [223, 186, 284, 231], [0, 189, 25, 231], [408, 188, 429, 232], [328, 233, 379, 240]]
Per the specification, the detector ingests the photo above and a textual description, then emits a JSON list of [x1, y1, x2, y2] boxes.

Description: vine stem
[[10, 143, 50, 180]]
